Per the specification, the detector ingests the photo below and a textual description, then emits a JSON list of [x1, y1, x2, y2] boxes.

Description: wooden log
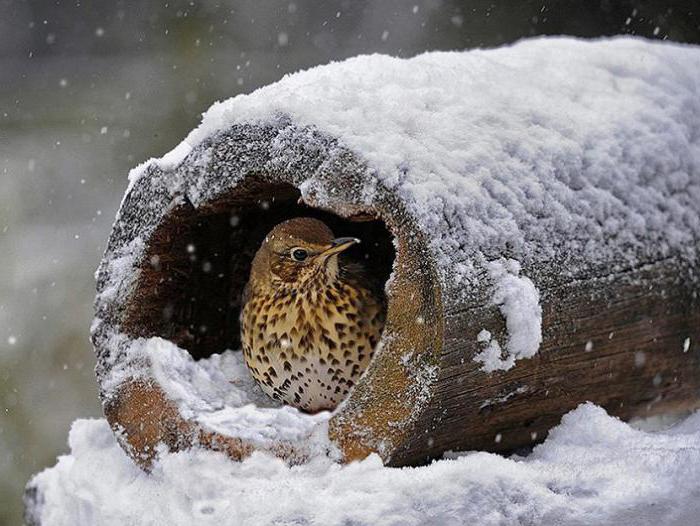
[[93, 130, 445, 467], [92, 39, 700, 469], [392, 258, 700, 464]]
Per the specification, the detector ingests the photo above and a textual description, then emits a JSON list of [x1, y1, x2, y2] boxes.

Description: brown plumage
[[240, 217, 385, 413]]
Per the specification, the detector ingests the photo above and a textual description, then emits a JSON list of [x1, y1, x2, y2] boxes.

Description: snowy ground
[[27, 403, 700, 526]]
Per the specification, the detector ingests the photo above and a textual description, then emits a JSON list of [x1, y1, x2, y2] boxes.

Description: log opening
[[94, 125, 444, 468], [122, 179, 396, 362]]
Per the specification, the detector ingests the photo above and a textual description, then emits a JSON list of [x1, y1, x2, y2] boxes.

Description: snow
[[103, 336, 330, 446], [26, 403, 700, 526], [119, 36, 700, 301], [475, 259, 542, 372], [124, 140, 193, 197], [93, 236, 144, 304]]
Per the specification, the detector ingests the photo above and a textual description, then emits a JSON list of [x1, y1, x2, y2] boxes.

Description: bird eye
[[290, 248, 308, 262]]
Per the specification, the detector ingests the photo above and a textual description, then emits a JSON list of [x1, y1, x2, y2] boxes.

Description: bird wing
[[342, 260, 387, 310]]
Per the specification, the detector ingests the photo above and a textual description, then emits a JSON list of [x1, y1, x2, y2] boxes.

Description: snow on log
[[91, 37, 700, 469]]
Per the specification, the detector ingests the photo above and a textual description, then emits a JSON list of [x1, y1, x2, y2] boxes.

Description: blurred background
[[1, 0, 698, 523]]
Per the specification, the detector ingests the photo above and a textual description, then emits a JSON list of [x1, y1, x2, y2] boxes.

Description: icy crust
[[26, 403, 700, 526], [102, 337, 331, 446], [131, 36, 700, 299]]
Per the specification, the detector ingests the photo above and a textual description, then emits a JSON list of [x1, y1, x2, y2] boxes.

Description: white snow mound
[[106, 337, 330, 446], [27, 404, 700, 526], [476, 258, 543, 372]]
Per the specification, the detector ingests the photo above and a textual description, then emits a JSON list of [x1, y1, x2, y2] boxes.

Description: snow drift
[[26, 403, 700, 526]]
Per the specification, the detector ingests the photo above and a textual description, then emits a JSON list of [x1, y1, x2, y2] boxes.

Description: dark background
[[1, 1, 698, 523]]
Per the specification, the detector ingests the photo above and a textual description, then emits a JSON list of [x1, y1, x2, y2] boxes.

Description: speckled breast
[[241, 281, 385, 412]]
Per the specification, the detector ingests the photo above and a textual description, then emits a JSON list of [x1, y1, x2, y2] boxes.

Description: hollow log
[[92, 37, 700, 468]]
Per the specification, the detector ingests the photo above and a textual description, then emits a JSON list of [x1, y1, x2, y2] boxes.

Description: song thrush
[[240, 217, 385, 412]]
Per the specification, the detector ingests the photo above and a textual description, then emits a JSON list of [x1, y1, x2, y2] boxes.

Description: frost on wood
[[475, 259, 542, 372], [25, 404, 700, 526]]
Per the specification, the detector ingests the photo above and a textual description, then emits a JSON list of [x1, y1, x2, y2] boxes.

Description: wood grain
[[391, 259, 700, 464]]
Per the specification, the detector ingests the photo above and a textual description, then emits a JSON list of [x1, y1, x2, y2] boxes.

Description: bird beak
[[323, 237, 360, 257]]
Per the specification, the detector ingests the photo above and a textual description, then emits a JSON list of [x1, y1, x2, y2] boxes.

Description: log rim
[[92, 121, 445, 468]]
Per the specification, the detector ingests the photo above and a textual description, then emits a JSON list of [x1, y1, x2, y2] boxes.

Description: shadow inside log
[[123, 179, 395, 361]]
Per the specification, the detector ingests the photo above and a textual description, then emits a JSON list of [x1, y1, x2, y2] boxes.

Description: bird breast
[[241, 279, 384, 413]]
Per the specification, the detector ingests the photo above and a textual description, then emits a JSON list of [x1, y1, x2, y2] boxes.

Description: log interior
[[123, 178, 395, 361]]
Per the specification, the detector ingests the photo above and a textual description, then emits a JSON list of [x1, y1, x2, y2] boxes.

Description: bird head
[[250, 217, 360, 290]]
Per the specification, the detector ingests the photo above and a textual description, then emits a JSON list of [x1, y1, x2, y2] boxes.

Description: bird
[[240, 217, 386, 413]]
